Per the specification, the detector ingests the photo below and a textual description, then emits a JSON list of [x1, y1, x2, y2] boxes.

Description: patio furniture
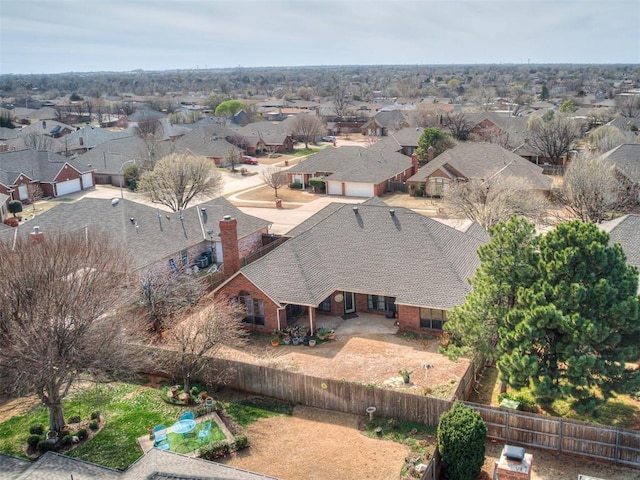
[[154, 438, 170, 450], [198, 421, 212, 445], [172, 419, 197, 442], [180, 411, 195, 421], [152, 425, 168, 445]]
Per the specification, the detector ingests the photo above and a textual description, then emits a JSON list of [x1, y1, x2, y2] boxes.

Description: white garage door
[[344, 182, 374, 198], [82, 172, 94, 188], [56, 178, 82, 196], [327, 181, 342, 196]]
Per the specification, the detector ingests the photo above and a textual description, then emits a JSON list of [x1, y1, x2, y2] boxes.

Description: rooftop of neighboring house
[[75, 136, 172, 174], [0, 149, 93, 186], [285, 146, 412, 183], [12, 196, 271, 271], [408, 142, 552, 191], [63, 126, 133, 151], [231, 202, 487, 309], [172, 124, 242, 158], [600, 143, 640, 183], [601, 214, 640, 293]]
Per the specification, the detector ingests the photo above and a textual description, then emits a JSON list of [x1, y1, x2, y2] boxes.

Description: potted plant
[[399, 369, 412, 384], [327, 329, 336, 340], [308, 338, 317, 347], [316, 327, 328, 341], [292, 336, 300, 346], [271, 336, 280, 347]]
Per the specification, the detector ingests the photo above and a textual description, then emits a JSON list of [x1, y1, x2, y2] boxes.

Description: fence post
[[614, 429, 620, 465], [505, 410, 509, 441], [558, 418, 563, 453]]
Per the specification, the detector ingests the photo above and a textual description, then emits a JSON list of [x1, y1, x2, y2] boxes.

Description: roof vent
[[130, 217, 135, 224], [111, 198, 119, 207], [503, 445, 525, 462], [389, 209, 395, 216], [201, 207, 206, 212], [223, 215, 232, 221], [353, 206, 359, 213], [33, 226, 40, 234]]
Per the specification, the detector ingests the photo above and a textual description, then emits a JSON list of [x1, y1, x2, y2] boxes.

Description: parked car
[[321, 136, 337, 142], [242, 155, 259, 165]]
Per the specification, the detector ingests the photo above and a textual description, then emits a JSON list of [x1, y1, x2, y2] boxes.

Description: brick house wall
[[53, 164, 82, 196]]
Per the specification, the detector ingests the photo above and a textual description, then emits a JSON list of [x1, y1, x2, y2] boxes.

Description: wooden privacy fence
[[465, 402, 640, 467]]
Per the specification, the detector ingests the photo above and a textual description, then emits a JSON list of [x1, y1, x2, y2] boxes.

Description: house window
[[180, 249, 188, 267], [420, 308, 446, 330], [367, 295, 386, 311], [317, 296, 331, 312], [427, 177, 449, 196], [238, 291, 265, 326]]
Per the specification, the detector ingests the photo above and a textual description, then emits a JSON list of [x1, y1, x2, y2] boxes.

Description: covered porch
[[288, 310, 398, 336]]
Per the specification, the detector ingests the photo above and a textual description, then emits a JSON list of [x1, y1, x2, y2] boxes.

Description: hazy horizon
[[2, 0, 639, 75]]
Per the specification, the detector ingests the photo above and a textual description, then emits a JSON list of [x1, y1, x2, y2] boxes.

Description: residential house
[[608, 116, 640, 136], [285, 146, 416, 197], [232, 121, 294, 155], [0, 149, 95, 204], [407, 142, 552, 197], [214, 200, 487, 333], [600, 144, 640, 202], [172, 124, 243, 166], [601, 214, 640, 294], [0, 449, 278, 480], [361, 110, 409, 136], [62, 126, 133, 155], [467, 112, 529, 150], [14, 196, 271, 274], [368, 127, 424, 157]]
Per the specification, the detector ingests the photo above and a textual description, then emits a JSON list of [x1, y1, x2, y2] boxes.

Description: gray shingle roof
[[64, 127, 133, 150], [286, 146, 412, 184], [75, 137, 172, 175], [601, 144, 640, 184], [601, 214, 640, 294], [239, 203, 485, 309], [408, 142, 552, 191], [13, 196, 270, 270], [0, 149, 93, 186], [173, 125, 241, 158]]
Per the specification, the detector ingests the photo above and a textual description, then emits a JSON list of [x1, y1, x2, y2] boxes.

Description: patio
[[291, 311, 399, 336]]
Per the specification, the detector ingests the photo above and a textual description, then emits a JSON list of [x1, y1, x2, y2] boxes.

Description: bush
[[233, 434, 249, 451], [68, 415, 81, 424], [27, 434, 42, 447], [190, 386, 199, 396], [498, 391, 537, 413], [61, 435, 73, 446], [414, 188, 424, 197], [4, 217, 19, 227], [90, 411, 101, 420], [29, 424, 44, 435], [289, 182, 302, 189], [438, 402, 487, 480], [37, 440, 54, 452], [76, 429, 88, 440], [193, 405, 210, 417], [89, 420, 99, 430], [199, 440, 230, 460], [8, 200, 23, 217], [308, 178, 326, 192]]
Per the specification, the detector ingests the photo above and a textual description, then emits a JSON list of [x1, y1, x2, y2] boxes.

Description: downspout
[[276, 306, 286, 331], [308, 306, 315, 336]]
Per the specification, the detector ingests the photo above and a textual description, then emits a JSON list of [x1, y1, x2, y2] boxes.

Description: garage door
[[56, 178, 82, 196], [82, 173, 94, 189], [344, 182, 374, 198], [327, 181, 342, 196]]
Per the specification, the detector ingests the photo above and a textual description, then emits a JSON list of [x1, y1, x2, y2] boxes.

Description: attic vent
[[389, 209, 395, 217], [353, 206, 358, 213]]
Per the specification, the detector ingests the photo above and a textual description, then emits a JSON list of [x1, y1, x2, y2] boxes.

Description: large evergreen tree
[[498, 221, 640, 412], [416, 127, 455, 161], [442, 216, 538, 363]]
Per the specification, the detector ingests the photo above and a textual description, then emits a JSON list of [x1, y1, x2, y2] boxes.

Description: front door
[[344, 292, 356, 314]]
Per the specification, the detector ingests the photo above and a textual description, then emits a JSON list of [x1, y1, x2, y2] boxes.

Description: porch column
[[308, 306, 315, 335]]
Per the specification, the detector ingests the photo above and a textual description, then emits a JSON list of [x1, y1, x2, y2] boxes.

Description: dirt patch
[[481, 441, 640, 480], [230, 184, 319, 204], [219, 333, 468, 399], [220, 405, 408, 480], [0, 395, 40, 424]]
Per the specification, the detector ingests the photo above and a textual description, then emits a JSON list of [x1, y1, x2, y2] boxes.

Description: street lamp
[[118, 159, 135, 199]]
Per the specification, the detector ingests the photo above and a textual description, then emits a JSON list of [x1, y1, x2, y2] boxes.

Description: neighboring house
[[600, 144, 640, 202], [0, 449, 278, 480], [14, 196, 271, 273], [232, 121, 294, 154], [368, 127, 424, 157], [0, 194, 8, 222], [172, 124, 243, 165], [608, 116, 640, 136], [75, 136, 171, 186], [361, 110, 409, 136], [0, 149, 95, 204], [601, 214, 640, 294], [62, 126, 133, 155], [214, 200, 487, 333], [407, 142, 552, 197], [467, 113, 529, 150], [285, 146, 416, 198]]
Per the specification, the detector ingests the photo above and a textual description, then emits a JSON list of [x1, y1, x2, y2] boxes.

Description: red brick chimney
[[411, 153, 419, 175], [219, 215, 240, 277], [29, 226, 44, 244]]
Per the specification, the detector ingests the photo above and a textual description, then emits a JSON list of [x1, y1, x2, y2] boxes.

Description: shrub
[[29, 424, 44, 435], [76, 428, 88, 440], [27, 434, 42, 447], [190, 386, 199, 396], [438, 401, 487, 480], [89, 420, 99, 430], [309, 177, 326, 192], [193, 405, 210, 418], [61, 435, 73, 446], [289, 182, 302, 189], [498, 391, 537, 413], [199, 440, 230, 460], [414, 188, 424, 197], [4, 217, 19, 227], [37, 440, 54, 452], [233, 434, 249, 451], [8, 200, 23, 217], [90, 411, 101, 420], [68, 415, 81, 424]]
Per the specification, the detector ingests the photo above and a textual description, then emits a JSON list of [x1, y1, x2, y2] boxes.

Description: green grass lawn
[[165, 423, 226, 454], [290, 148, 319, 157]]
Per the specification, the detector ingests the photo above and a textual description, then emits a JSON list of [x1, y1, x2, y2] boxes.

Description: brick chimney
[[219, 215, 240, 277], [29, 226, 44, 244], [427, 145, 435, 162], [411, 153, 419, 175]]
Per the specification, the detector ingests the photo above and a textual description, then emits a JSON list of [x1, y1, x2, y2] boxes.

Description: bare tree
[[0, 231, 147, 433], [444, 112, 472, 141], [134, 117, 164, 169], [290, 114, 325, 149], [226, 146, 243, 173], [138, 267, 206, 333], [331, 79, 352, 119], [528, 115, 581, 164], [443, 177, 550, 229], [587, 125, 631, 154], [22, 132, 56, 151], [616, 94, 640, 118], [26, 183, 43, 210], [261, 165, 287, 198], [138, 153, 223, 211], [161, 299, 247, 395], [556, 153, 623, 223]]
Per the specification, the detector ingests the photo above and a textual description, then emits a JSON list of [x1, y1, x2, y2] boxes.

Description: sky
[[1, 0, 639, 74]]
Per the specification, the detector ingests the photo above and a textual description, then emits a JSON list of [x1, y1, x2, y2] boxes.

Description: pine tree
[[498, 221, 640, 412]]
